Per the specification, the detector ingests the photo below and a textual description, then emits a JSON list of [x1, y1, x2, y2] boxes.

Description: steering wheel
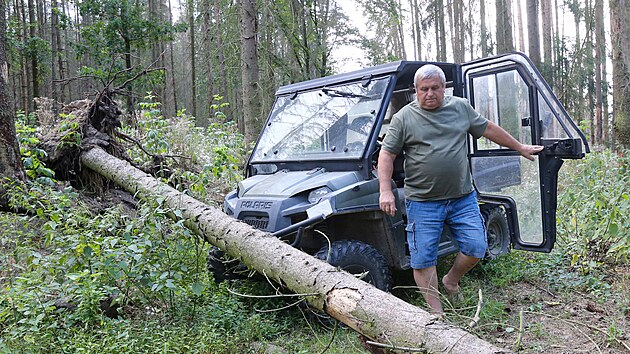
[[348, 114, 374, 135], [345, 141, 365, 152]]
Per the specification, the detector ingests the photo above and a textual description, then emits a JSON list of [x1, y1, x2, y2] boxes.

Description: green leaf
[[608, 224, 618, 236], [83, 246, 93, 257], [191, 282, 204, 296]]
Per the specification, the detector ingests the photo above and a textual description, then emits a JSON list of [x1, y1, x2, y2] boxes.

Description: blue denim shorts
[[405, 191, 487, 269]]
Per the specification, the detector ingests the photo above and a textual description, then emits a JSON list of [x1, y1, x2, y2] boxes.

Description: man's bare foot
[[441, 275, 460, 295]]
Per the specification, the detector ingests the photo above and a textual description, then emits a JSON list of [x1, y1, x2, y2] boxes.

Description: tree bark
[[27, 0, 38, 109], [213, 0, 228, 105], [480, 0, 490, 56], [202, 0, 214, 122], [526, 0, 541, 68], [410, 0, 422, 60], [540, 0, 553, 82], [496, 0, 514, 53], [436, 0, 447, 61], [165, 0, 178, 119], [610, 0, 630, 147], [188, 0, 199, 122], [594, 0, 607, 145], [515, 0, 525, 52], [51, 0, 60, 114], [80, 146, 512, 354], [239, 0, 262, 145], [0, 0, 26, 182]]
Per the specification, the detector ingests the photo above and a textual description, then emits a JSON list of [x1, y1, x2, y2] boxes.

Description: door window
[[468, 69, 544, 246]]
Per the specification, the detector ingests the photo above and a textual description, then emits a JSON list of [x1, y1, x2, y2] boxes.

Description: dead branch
[[468, 289, 483, 328]]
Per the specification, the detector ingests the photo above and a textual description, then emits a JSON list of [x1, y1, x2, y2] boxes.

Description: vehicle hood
[[238, 169, 363, 198]]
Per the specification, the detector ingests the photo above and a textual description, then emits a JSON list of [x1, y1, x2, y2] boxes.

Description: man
[[378, 64, 543, 315]]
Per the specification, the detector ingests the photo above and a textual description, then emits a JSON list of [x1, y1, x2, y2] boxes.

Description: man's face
[[416, 77, 445, 110]]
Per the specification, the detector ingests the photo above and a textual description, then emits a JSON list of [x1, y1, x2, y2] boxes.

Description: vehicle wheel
[[314, 240, 392, 292], [483, 207, 510, 259], [206, 246, 247, 282]]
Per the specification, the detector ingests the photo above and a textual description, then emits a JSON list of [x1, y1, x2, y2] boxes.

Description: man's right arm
[[378, 149, 397, 216]]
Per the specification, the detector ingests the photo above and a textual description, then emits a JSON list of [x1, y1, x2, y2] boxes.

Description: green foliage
[[57, 114, 83, 147], [75, 0, 183, 62], [0, 180, 363, 352], [557, 150, 630, 267], [15, 111, 56, 185], [126, 94, 245, 202]]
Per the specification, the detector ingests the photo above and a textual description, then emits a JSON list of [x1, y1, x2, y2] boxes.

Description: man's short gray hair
[[414, 64, 446, 88]]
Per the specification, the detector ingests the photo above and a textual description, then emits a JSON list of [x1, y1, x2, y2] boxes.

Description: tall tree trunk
[[411, 0, 422, 60], [27, 0, 38, 107], [594, 0, 605, 144], [188, 0, 199, 121], [610, 0, 630, 147], [214, 0, 228, 104], [0, 0, 26, 182], [124, 37, 133, 114], [515, 0, 525, 52], [239, 0, 261, 144], [166, 0, 178, 118], [450, 0, 465, 63], [80, 146, 511, 354], [437, 0, 446, 61], [36, 0, 46, 98], [50, 0, 60, 113], [467, 0, 474, 60], [396, 0, 407, 60], [17, 0, 29, 113], [202, 0, 214, 124], [149, 0, 165, 110], [447, 0, 455, 59], [60, 0, 70, 101], [480, 0, 489, 56], [540, 0, 553, 82], [496, 0, 514, 53], [526, 0, 541, 67]]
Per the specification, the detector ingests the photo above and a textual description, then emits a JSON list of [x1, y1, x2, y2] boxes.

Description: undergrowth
[[556, 149, 629, 267], [123, 93, 246, 204]]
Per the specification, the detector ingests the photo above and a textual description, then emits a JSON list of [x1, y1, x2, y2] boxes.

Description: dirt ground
[[482, 271, 629, 353]]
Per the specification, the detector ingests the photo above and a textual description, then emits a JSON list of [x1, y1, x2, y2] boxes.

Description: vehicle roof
[[275, 60, 459, 96]]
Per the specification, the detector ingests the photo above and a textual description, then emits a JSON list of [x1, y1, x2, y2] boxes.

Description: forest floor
[[478, 274, 629, 353], [382, 255, 630, 354]]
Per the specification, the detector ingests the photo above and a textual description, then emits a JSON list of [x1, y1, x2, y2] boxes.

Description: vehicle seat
[[393, 154, 405, 187]]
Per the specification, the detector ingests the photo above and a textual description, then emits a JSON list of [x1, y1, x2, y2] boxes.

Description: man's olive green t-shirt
[[381, 96, 488, 201]]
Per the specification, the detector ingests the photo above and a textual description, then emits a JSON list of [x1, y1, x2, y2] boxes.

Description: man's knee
[[460, 238, 487, 259]]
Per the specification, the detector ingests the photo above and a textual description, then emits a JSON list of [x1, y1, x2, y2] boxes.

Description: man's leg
[[442, 252, 479, 294], [413, 266, 443, 314], [443, 191, 486, 295]]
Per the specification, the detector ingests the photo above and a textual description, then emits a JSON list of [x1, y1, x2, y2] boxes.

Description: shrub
[[556, 149, 629, 269]]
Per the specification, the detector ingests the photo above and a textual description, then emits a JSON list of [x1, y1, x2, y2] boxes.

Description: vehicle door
[[461, 53, 589, 252]]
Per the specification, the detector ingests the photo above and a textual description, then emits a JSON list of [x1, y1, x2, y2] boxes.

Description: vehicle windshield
[[251, 77, 390, 163]]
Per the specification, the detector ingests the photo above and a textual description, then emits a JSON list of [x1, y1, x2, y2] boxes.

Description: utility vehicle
[[219, 52, 589, 291]]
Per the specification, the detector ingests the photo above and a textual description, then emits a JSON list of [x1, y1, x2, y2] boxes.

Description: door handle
[[540, 138, 584, 159]]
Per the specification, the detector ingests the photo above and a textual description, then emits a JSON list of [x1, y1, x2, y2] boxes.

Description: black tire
[[483, 207, 510, 259], [206, 246, 247, 282], [314, 240, 392, 292]]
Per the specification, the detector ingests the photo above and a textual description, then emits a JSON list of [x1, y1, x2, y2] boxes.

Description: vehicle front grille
[[243, 216, 269, 230]]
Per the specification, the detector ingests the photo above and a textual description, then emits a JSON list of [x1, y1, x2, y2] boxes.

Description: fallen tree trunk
[[81, 146, 511, 354]]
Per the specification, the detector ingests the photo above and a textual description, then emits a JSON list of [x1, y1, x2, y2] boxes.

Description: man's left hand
[[518, 144, 544, 161]]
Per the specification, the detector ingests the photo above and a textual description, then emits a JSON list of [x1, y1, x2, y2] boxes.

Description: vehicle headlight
[[308, 186, 332, 204]]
